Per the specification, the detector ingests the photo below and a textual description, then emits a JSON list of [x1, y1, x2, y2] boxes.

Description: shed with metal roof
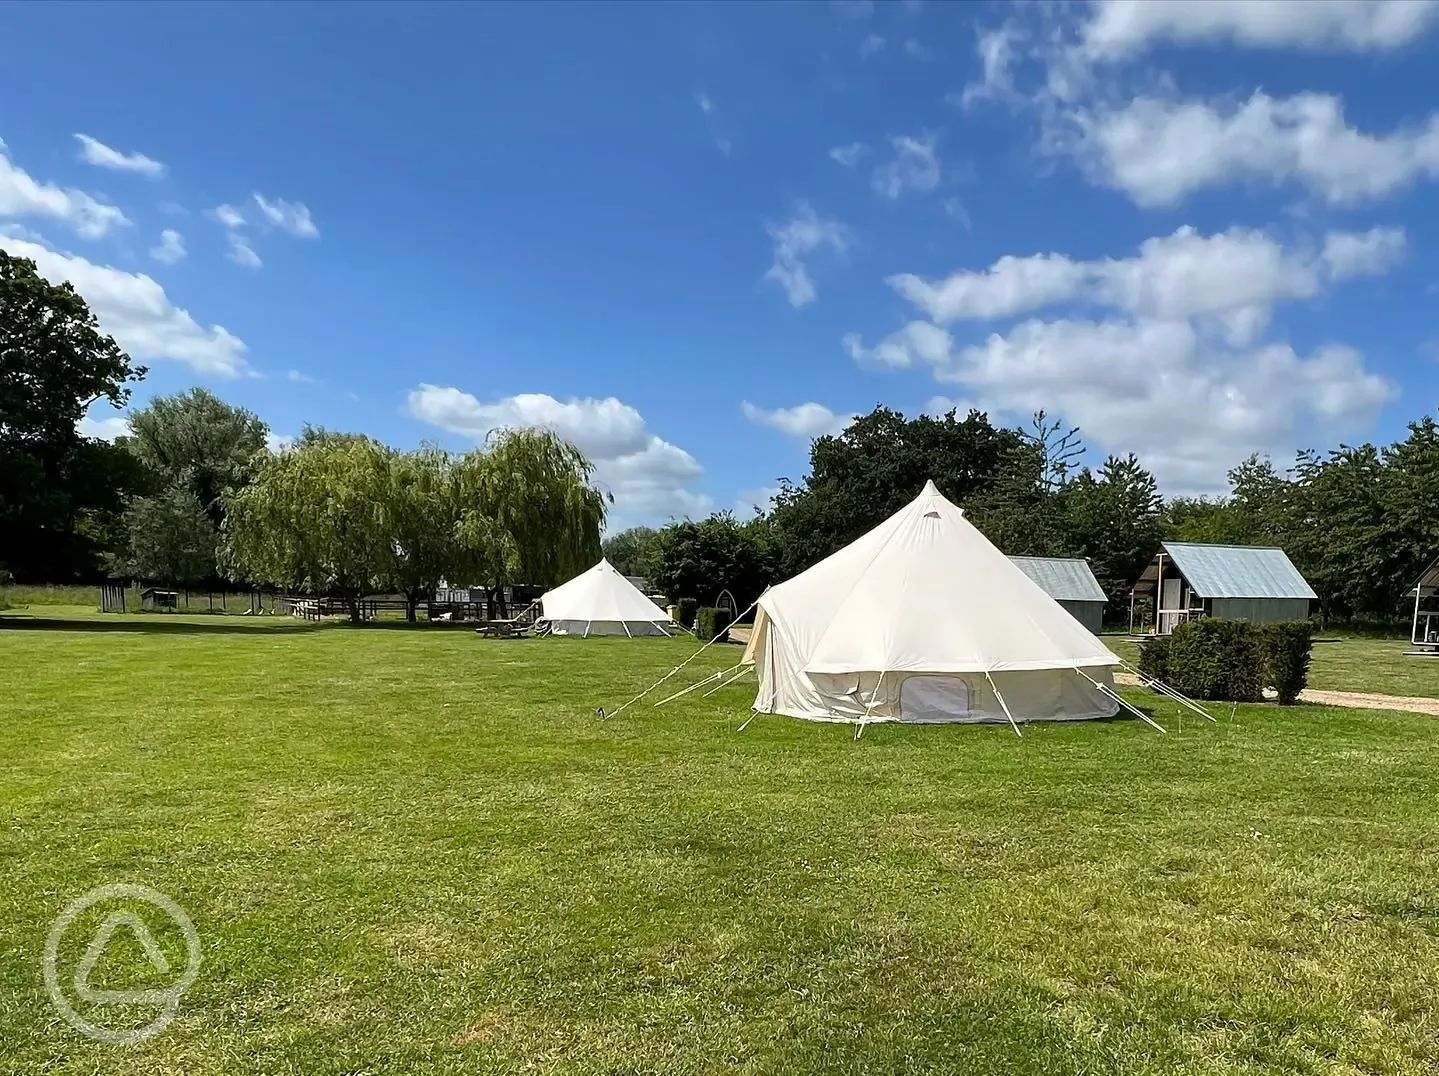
[[1130, 542, 1316, 635], [1008, 556, 1107, 634]]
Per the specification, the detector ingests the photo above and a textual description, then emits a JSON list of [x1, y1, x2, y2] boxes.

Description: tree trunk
[[346, 594, 362, 624], [405, 594, 418, 622]]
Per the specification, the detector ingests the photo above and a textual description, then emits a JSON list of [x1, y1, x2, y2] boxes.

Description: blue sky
[[4, 0, 1439, 528]]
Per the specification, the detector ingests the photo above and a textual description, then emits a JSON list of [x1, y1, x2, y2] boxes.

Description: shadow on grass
[[0, 615, 326, 635], [0, 615, 500, 635]]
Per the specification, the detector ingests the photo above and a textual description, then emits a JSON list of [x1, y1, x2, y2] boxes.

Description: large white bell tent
[[541, 559, 677, 637], [739, 481, 1128, 730]]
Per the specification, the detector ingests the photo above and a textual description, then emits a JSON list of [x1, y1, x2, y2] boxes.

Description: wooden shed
[[1008, 556, 1107, 634], [1130, 542, 1316, 635]]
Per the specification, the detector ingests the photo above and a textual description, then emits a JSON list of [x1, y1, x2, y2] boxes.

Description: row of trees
[[605, 407, 1164, 617], [222, 429, 606, 621], [609, 405, 1439, 627]]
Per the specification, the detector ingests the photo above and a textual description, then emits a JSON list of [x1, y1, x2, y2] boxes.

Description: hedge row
[[1137, 619, 1313, 705], [695, 606, 733, 642], [676, 597, 699, 630]]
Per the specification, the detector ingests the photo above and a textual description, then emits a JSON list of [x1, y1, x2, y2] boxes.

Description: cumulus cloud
[[213, 203, 246, 229], [764, 204, 849, 307], [1079, 0, 1439, 59], [0, 233, 249, 376], [1057, 90, 1439, 206], [936, 318, 1395, 492], [872, 133, 941, 199], [78, 412, 131, 441], [149, 228, 186, 264], [227, 234, 262, 269], [829, 142, 868, 168], [252, 193, 319, 238], [843, 320, 955, 369], [405, 385, 712, 521], [73, 134, 164, 178], [1321, 226, 1407, 280], [0, 143, 128, 239], [740, 401, 854, 439], [886, 225, 1399, 345]]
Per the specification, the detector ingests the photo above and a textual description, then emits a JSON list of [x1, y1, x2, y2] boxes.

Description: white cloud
[[959, 23, 1026, 108], [0, 143, 128, 239], [285, 369, 319, 384], [1059, 90, 1439, 206], [227, 234, 262, 269], [843, 320, 955, 369], [213, 203, 246, 229], [830, 142, 868, 167], [735, 486, 781, 519], [1322, 226, 1407, 280], [73, 134, 164, 178], [405, 386, 712, 521], [903, 38, 933, 60], [695, 91, 732, 157], [149, 228, 186, 264], [78, 412, 131, 441], [252, 194, 319, 238], [266, 434, 295, 454], [887, 225, 1399, 344], [0, 233, 249, 376], [859, 33, 885, 57], [872, 133, 940, 199], [942, 197, 972, 230], [741, 401, 854, 439], [764, 204, 849, 307], [935, 318, 1395, 492], [1080, 0, 1439, 59], [923, 395, 981, 417]]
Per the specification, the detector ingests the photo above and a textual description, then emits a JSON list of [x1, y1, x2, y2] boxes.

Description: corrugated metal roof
[[1008, 556, 1107, 603], [1162, 542, 1317, 600]]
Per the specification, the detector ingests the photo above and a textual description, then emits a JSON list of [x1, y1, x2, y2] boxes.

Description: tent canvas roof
[[540, 560, 674, 625], [1008, 556, 1107, 603], [1137, 542, 1317, 600], [751, 481, 1118, 675]]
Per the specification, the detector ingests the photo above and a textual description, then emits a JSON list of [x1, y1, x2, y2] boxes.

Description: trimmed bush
[[1259, 621, 1313, 705], [694, 606, 732, 642], [1137, 634, 1171, 683], [1165, 618, 1264, 702], [677, 597, 699, 630]]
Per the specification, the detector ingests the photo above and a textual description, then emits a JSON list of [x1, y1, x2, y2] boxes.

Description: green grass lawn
[[3, 608, 1438, 1074], [1105, 633, 1439, 697]]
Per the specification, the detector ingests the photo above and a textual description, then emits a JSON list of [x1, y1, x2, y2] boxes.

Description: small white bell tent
[[741, 481, 1123, 727], [541, 560, 677, 637]]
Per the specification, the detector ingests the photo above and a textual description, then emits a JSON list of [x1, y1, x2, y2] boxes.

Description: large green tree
[[108, 482, 218, 586], [768, 405, 1032, 575], [126, 388, 269, 527], [220, 437, 395, 622], [602, 526, 660, 581], [0, 250, 146, 580], [1061, 453, 1163, 606], [651, 512, 775, 611]]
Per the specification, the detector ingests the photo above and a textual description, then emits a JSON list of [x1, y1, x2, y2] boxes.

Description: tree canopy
[[0, 250, 146, 581], [220, 428, 606, 621]]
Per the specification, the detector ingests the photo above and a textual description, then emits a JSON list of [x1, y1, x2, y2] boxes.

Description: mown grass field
[[2, 607, 1438, 1074]]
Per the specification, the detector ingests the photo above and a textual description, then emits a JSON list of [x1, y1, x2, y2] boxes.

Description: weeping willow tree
[[219, 436, 394, 623], [454, 428, 608, 606], [220, 426, 605, 623]]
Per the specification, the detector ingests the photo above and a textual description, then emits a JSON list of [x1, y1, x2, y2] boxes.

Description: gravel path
[[1115, 672, 1439, 715]]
